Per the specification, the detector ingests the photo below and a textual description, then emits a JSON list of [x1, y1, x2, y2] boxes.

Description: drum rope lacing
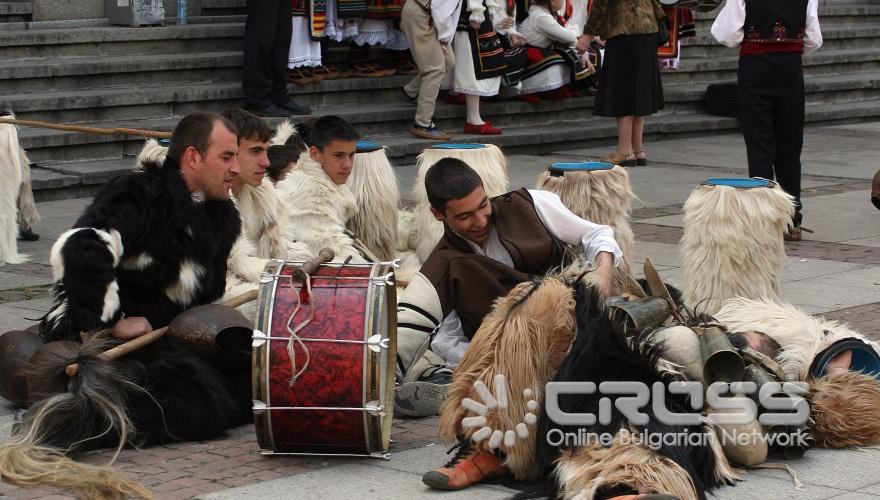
[[285, 273, 314, 388]]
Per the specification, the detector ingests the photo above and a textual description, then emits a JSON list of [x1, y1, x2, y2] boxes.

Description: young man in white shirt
[[394, 158, 621, 421], [712, 0, 822, 240]]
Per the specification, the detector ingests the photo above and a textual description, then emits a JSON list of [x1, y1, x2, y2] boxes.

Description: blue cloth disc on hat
[[430, 143, 487, 150], [548, 162, 614, 176], [703, 178, 773, 189], [158, 138, 171, 147], [356, 140, 382, 153], [810, 338, 880, 380]]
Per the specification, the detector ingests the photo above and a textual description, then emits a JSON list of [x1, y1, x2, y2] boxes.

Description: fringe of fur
[[715, 296, 875, 380], [536, 165, 635, 286], [134, 139, 167, 170], [437, 278, 575, 481], [0, 113, 27, 265], [16, 145, 40, 229], [555, 434, 699, 500], [270, 120, 296, 146], [347, 148, 400, 261], [0, 339, 153, 499], [808, 372, 880, 448], [680, 183, 794, 316], [411, 145, 509, 263]]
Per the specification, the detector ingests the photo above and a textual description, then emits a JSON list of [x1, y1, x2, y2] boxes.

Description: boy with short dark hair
[[275, 116, 365, 260]]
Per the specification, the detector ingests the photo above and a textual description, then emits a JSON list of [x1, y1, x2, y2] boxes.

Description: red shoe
[[463, 122, 502, 135], [542, 88, 568, 101], [422, 443, 507, 490]]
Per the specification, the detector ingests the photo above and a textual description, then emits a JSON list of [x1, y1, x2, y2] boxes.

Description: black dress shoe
[[18, 227, 39, 241], [274, 99, 312, 115], [245, 103, 293, 118]]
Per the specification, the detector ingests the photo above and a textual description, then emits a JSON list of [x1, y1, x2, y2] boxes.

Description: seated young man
[[275, 116, 365, 261], [394, 158, 621, 420], [221, 109, 311, 293]]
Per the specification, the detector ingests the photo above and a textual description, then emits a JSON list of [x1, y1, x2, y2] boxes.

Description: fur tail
[[0, 339, 152, 499], [270, 119, 297, 146], [0, 111, 27, 265], [16, 146, 40, 229], [134, 139, 167, 170]]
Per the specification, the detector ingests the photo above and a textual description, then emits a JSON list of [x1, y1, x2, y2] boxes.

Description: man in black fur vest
[[40, 112, 243, 343]]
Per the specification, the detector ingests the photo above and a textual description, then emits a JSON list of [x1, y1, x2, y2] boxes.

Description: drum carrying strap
[[285, 274, 315, 388]]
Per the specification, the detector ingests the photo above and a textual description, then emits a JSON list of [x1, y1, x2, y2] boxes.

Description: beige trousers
[[400, 0, 455, 128]]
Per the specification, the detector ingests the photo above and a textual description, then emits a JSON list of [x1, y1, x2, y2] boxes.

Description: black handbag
[[468, 17, 508, 80]]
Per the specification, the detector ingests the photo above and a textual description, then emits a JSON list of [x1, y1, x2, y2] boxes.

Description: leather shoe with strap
[[599, 150, 636, 167], [422, 441, 506, 490]]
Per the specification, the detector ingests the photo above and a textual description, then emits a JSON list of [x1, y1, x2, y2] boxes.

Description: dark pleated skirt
[[593, 33, 665, 117]]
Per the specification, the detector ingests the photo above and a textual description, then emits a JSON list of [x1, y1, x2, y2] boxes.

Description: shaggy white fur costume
[[271, 120, 297, 146], [715, 296, 880, 380], [536, 165, 636, 285], [680, 182, 794, 315], [347, 147, 399, 262], [0, 117, 31, 265], [276, 152, 363, 262], [408, 144, 509, 264]]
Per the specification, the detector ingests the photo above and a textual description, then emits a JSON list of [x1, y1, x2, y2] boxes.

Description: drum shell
[[252, 261, 396, 457]]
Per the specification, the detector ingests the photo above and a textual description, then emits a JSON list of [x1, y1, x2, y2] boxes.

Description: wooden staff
[[0, 117, 172, 139], [64, 289, 259, 377]]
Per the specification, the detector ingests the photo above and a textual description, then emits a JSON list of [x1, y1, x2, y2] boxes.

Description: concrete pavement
[[1, 123, 879, 499]]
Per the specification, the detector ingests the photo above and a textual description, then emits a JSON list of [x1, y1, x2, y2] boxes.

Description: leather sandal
[[351, 63, 395, 78], [599, 150, 636, 167], [784, 225, 814, 241], [633, 149, 648, 166], [312, 65, 351, 80], [287, 68, 323, 85]]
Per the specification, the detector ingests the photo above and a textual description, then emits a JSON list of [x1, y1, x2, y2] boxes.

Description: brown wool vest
[[419, 189, 570, 339]]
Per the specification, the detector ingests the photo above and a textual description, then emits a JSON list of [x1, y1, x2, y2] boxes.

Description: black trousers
[[242, 0, 292, 109], [737, 52, 806, 226]]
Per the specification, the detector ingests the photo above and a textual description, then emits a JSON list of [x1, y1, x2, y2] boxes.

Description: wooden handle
[[0, 117, 172, 139], [65, 290, 260, 377], [295, 248, 335, 278]]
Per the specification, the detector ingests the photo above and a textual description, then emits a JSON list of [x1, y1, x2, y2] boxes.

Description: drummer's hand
[[112, 316, 153, 340], [593, 252, 614, 298], [501, 17, 515, 29], [509, 33, 527, 47]]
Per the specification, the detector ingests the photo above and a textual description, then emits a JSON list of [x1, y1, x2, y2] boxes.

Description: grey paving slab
[[6, 297, 54, 313], [826, 494, 880, 500], [780, 279, 880, 313], [779, 257, 867, 283], [632, 241, 683, 268], [842, 235, 880, 247], [711, 474, 849, 500], [745, 447, 880, 491], [858, 482, 880, 495], [800, 190, 880, 243], [202, 448, 517, 500], [0, 271, 53, 290], [0, 304, 38, 331], [638, 213, 686, 228]]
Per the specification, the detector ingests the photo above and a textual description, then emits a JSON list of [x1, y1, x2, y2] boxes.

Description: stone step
[[201, 0, 246, 15], [7, 66, 879, 124], [0, 50, 243, 94], [0, 22, 243, 59], [18, 93, 880, 168], [0, 1, 31, 22], [691, 4, 880, 28], [28, 97, 880, 200], [680, 23, 880, 58], [663, 46, 880, 84]]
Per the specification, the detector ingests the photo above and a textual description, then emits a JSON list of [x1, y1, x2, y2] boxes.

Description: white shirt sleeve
[[430, 311, 470, 369], [710, 0, 745, 49], [534, 11, 579, 46], [803, 0, 822, 55], [528, 189, 622, 267], [432, 0, 465, 44]]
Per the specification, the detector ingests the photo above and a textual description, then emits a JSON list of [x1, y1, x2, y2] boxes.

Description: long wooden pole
[[0, 117, 172, 139]]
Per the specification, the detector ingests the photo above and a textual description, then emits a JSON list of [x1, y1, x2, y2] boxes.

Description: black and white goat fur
[[523, 287, 739, 500], [0, 110, 40, 265]]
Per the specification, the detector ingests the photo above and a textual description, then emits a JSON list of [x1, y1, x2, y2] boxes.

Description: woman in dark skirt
[[583, 0, 666, 166]]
